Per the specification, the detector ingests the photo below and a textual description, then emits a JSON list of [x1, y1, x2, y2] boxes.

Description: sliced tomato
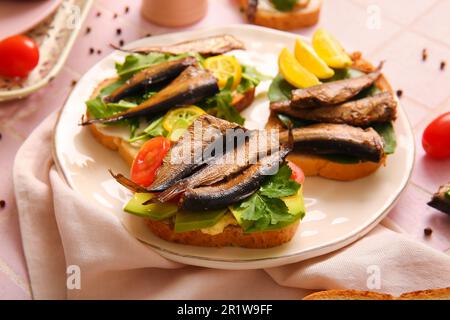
[[131, 137, 171, 187], [287, 161, 305, 184]]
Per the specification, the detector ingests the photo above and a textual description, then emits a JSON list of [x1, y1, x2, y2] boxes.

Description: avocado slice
[[124, 193, 178, 220], [174, 209, 227, 233]]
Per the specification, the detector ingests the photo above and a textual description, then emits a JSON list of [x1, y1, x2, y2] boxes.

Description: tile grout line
[[0, 257, 32, 298], [410, 181, 434, 196], [366, 0, 446, 58], [412, 96, 450, 132]]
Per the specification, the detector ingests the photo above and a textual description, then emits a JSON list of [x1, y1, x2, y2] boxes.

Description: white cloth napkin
[[14, 113, 450, 300]]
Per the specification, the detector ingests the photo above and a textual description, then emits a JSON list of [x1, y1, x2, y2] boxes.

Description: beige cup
[[141, 0, 208, 27]]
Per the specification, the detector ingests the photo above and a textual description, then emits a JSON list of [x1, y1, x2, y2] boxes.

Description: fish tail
[[156, 181, 189, 203], [109, 170, 148, 193]]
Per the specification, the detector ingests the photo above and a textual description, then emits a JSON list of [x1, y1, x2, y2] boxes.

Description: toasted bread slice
[[239, 0, 322, 30], [266, 53, 394, 181], [146, 219, 300, 248], [87, 78, 256, 167], [303, 287, 450, 300]]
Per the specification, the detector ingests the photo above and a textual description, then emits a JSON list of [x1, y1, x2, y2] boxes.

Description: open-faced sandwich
[[239, 0, 322, 30], [81, 35, 306, 248], [81, 35, 265, 165], [267, 28, 398, 181]]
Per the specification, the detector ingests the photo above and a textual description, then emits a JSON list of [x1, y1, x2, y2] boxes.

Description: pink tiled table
[[1, 0, 449, 299]]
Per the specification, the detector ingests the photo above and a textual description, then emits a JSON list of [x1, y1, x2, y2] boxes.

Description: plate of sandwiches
[[53, 25, 414, 269]]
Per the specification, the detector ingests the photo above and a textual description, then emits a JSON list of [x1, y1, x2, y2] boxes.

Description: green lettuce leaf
[[115, 53, 168, 78]]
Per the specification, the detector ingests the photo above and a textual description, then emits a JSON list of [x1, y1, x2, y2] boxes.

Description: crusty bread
[[266, 52, 394, 181], [87, 78, 256, 167], [146, 219, 300, 248], [303, 287, 450, 300], [239, 0, 322, 30]]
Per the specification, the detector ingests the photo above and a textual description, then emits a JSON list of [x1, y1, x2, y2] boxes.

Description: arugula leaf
[[268, 74, 295, 102], [128, 116, 167, 143], [201, 77, 245, 125], [115, 53, 168, 78], [237, 65, 270, 93], [230, 164, 301, 232], [85, 97, 139, 137], [260, 165, 300, 198], [270, 0, 298, 12], [372, 122, 397, 154]]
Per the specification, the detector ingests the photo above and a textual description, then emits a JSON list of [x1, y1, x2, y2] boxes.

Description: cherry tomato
[[287, 160, 305, 184], [0, 35, 40, 78], [131, 137, 171, 187], [422, 112, 450, 159]]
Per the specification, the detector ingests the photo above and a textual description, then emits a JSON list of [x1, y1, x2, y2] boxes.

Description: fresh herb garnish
[[237, 65, 270, 93], [201, 77, 245, 125], [231, 164, 301, 232], [268, 74, 295, 102], [372, 122, 397, 155]]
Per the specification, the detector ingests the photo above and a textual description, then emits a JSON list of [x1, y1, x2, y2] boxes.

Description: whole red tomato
[[0, 35, 40, 78], [422, 112, 450, 159]]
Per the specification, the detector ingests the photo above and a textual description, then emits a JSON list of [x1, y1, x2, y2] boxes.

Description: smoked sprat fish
[[104, 56, 197, 103], [124, 35, 245, 57], [271, 91, 397, 127], [279, 123, 385, 162], [82, 66, 219, 125]]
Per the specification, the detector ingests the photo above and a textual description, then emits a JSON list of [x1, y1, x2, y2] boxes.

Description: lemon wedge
[[295, 38, 335, 79], [278, 48, 321, 89], [312, 28, 352, 69]]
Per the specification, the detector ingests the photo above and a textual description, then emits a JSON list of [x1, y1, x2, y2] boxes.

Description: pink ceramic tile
[[0, 272, 30, 300], [371, 31, 450, 108], [399, 97, 430, 128], [65, 3, 144, 75], [389, 184, 450, 251], [8, 68, 77, 137], [413, 0, 450, 47], [351, 0, 440, 26], [298, 0, 402, 55], [0, 103, 21, 124], [411, 103, 450, 193]]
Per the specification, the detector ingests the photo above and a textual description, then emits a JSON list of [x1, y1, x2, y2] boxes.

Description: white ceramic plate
[[53, 25, 415, 270]]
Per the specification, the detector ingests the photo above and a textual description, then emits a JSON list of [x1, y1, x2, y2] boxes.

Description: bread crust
[[303, 287, 450, 300], [266, 53, 394, 181], [239, 0, 322, 30], [145, 219, 300, 248]]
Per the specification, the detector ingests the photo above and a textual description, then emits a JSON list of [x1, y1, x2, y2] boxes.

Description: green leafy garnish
[[115, 53, 167, 79], [445, 189, 450, 200], [202, 77, 245, 125], [85, 97, 139, 137], [128, 116, 167, 143], [237, 65, 270, 93], [270, 0, 298, 12], [268, 74, 295, 102], [260, 165, 300, 198], [230, 164, 301, 232], [372, 122, 397, 155]]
